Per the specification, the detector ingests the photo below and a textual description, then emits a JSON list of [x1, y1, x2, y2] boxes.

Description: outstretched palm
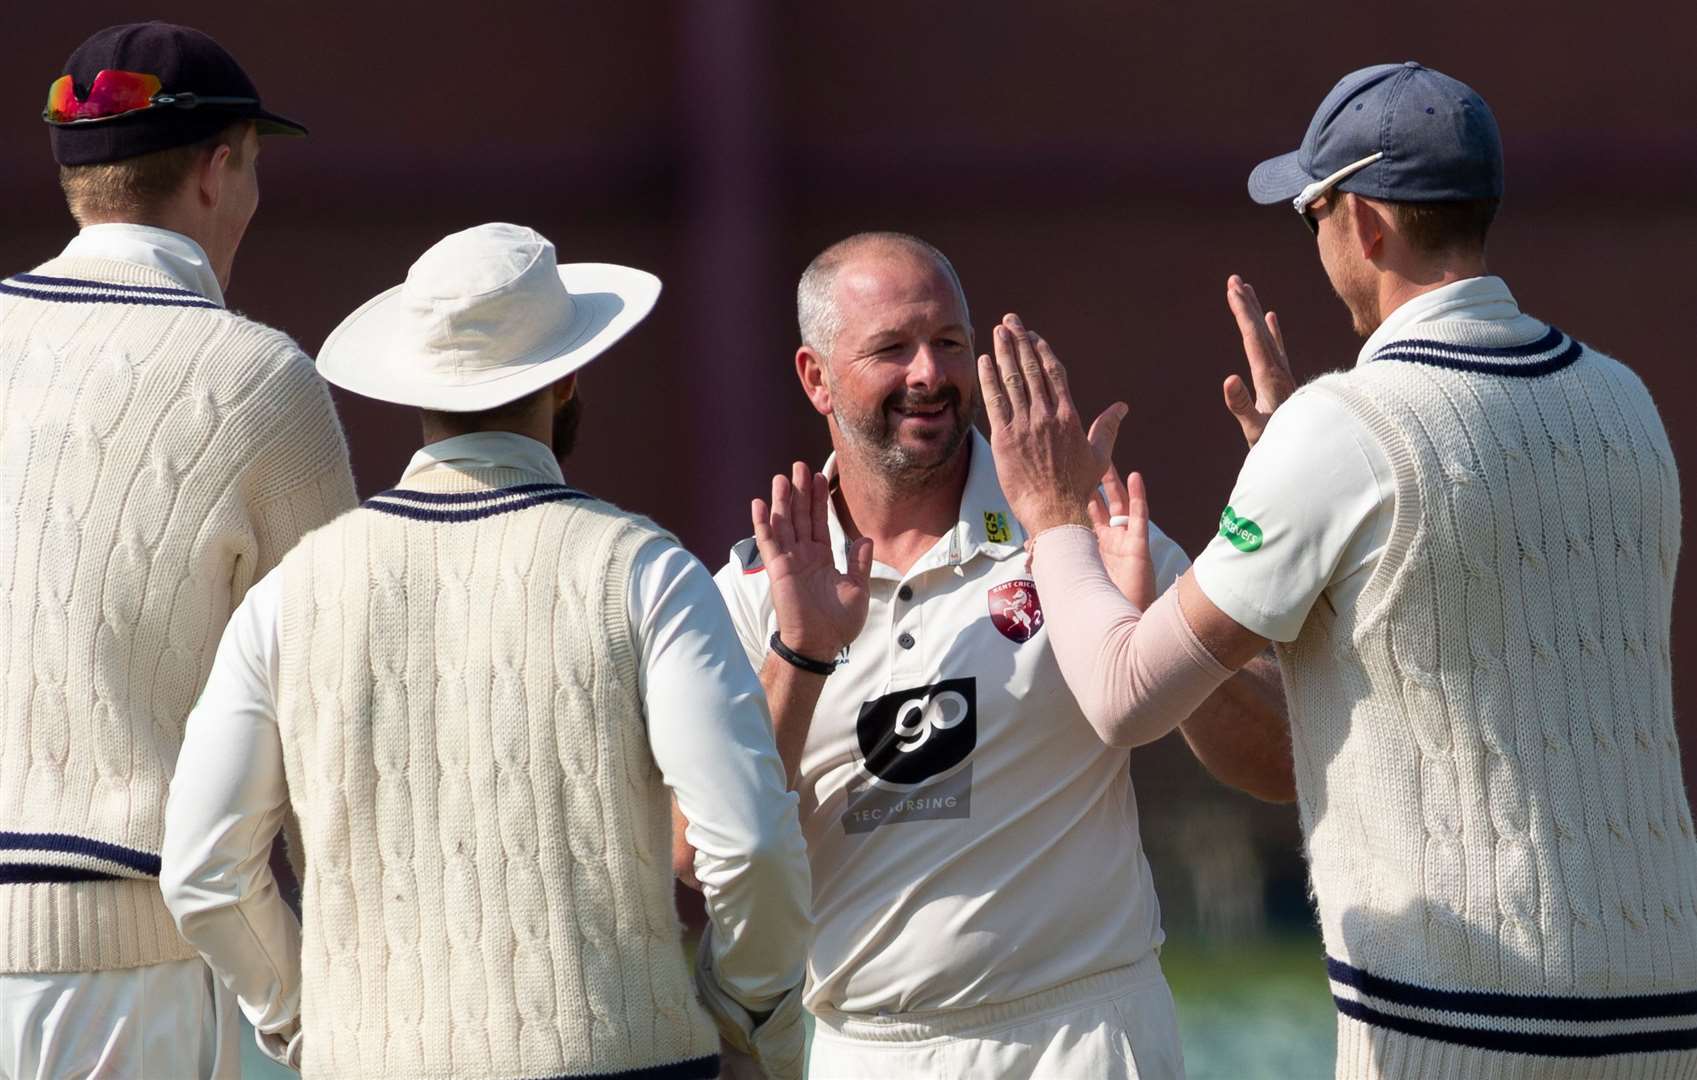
[[1086, 466, 1157, 611], [1083, 398, 1157, 610], [754, 462, 873, 661], [1221, 275, 1297, 448], [974, 314, 1158, 610]]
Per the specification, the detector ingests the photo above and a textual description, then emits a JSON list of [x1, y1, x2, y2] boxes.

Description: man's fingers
[[810, 469, 831, 546], [990, 325, 1031, 416], [1259, 306, 1294, 387], [1003, 314, 1052, 412], [789, 461, 813, 544], [1125, 470, 1151, 529], [1265, 309, 1288, 361], [1223, 374, 1254, 415], [1100, 461, 1131, 518], [977, 355, 1013, 430], [1222, 375, 1266, 445], [751, 498, 778, 564], [1123, 471, 1155, 608], [1227, 276, 1274, 356], [1028, 329, 1073, 416], [1086, 400, 1128, 472], [846, 536, 874, 587], [1086, 497, 1109, 529], [1227, 276, 1296, 409], [768, 473, 795, 548], [1226, 277, 1277, 363], [1226, 274, 1265, 320]]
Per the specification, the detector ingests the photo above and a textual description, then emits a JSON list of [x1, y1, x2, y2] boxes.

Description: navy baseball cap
[[1247, 62, 1503, 209], [47, 22, 306, 167]]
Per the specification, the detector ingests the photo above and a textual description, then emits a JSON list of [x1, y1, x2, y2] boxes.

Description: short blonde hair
[[58, 122, 249, 226]]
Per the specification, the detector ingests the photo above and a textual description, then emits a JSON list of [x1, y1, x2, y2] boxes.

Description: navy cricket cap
[[1247, 62, 1503, 208], [47, 22, 307, 167]]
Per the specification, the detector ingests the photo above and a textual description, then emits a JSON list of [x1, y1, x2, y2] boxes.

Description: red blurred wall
[[4, 3, 1694, 802]]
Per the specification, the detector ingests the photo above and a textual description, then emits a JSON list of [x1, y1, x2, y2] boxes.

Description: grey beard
[[833, 408, 973, 493]]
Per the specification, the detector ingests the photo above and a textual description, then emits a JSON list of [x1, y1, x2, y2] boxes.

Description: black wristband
[[769, 630, 838, 675]]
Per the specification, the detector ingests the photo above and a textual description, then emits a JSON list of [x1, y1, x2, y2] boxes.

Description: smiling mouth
[[893, 401, 952, 419]]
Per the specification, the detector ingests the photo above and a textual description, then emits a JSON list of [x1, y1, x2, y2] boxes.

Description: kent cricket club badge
[[988, 579, 1044, 643]]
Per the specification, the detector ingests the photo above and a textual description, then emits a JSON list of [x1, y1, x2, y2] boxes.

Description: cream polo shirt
[[714, 430, 1191, 1016], [1192, 277, 1527, 641]]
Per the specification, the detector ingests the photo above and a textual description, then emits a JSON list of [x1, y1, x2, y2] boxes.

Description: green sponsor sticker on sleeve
[[1219, 506, 1263, 552]]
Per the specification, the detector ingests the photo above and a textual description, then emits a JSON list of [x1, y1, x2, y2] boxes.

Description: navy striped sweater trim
[[0, 272, 220, 310], [1328, 955, 1697, 1058], [1370, 325, 1582, 378], [532, 1054, 719, 1080], [363, 483, 591, 523], [0, 830, 162, 884]]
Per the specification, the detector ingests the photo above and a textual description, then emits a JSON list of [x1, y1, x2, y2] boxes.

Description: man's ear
[[554, 372, 578, 406], [197, 142, 234, 208], [797, 346, 832, 417], [1349, 193, 1386, 261]]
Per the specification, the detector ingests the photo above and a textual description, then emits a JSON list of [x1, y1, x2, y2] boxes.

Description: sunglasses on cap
[[43, 69, 258, 125], [1292, 151, 1384, 235]]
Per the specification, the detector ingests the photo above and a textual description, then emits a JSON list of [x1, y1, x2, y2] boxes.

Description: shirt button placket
[[891, 580, 922, 678]]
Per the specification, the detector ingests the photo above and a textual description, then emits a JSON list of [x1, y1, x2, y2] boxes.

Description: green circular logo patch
[[1219, 506, 1264, 553]]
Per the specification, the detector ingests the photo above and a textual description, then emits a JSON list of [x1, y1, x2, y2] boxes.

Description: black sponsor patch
[[855, 678, 976, 786]]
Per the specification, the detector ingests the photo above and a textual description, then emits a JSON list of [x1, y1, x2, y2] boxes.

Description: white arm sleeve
[[159, 570, 302, 1039], [630, 540, 812, 1010]]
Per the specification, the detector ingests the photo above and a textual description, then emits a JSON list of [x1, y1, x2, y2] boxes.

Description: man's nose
[[907, 345, 942, 388]]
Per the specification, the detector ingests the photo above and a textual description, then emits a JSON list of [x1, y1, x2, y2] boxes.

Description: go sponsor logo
[[855, 678, 976, 786]]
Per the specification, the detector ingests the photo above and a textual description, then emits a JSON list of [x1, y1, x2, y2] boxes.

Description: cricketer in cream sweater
[[162, 224, 812, 1080], [2, 21, 352, 1079], [982, 64, 1697, 1079]]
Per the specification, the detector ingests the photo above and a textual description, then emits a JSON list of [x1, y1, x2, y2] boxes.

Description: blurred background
[[4, 3, 1693, 1076]]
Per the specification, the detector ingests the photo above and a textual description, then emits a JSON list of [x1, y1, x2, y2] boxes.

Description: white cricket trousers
[[0, 957, 239, 1079], [808, 954, 1186, 1079]]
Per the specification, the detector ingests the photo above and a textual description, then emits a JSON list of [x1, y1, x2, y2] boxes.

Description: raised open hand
[[1222, 275, 1297, 447], [977, 313, 1127, 536], [754, 462, 872, 662], [1086, 467, 1158, 610]]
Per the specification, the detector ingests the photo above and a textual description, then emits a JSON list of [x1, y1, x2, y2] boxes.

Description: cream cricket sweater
[[0, 255, 356, 973], [1281, 314, 1697, 1076], [274, 462, 720, 1079]]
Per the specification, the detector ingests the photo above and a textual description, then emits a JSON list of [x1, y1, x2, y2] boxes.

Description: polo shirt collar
[[62, 223, 225, 307], [1356, 275, 1521, 367], [402, 431, 565, 484], [820, 429, 1024, 579]]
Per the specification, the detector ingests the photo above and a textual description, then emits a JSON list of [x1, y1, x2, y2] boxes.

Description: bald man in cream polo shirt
[[695, 231, 1290, 1079]]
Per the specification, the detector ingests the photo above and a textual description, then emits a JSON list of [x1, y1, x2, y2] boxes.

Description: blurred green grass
[[1162, 932, 1336, 1079]]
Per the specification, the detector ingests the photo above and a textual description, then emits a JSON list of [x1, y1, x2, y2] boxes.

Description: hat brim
[[1246, 149, 1313, 206], [316, 262, 662, 411], [252, 108, 307, 137]]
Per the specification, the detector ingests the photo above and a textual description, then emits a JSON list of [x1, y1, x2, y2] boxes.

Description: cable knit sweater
[[1281, 313, 1696, 1077], [275, 462, 720, 1079], [0, 255, 356, 973]]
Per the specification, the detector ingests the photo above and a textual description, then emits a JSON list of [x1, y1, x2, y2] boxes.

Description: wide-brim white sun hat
[[316, 222, 661, 412]]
